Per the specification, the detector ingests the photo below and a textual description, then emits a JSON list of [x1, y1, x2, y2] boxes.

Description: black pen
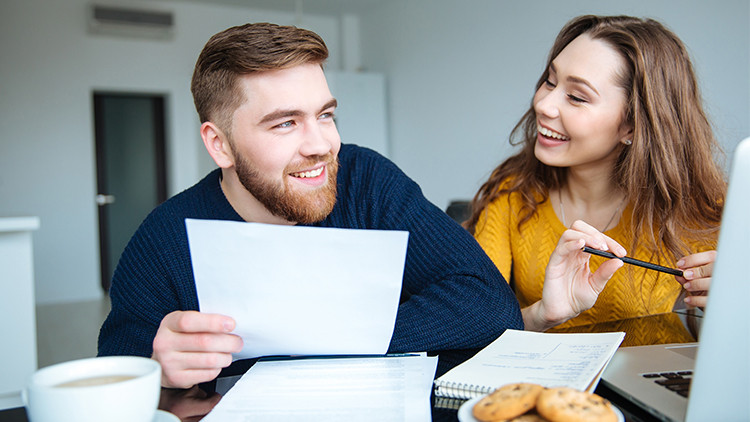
[[582, 246, 684, 277]]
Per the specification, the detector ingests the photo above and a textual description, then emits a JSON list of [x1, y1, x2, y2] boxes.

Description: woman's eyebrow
[[565, 75, 599, 96]]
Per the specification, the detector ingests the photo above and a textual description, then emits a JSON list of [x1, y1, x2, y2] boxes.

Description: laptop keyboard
[[642, 371, 693, 397]]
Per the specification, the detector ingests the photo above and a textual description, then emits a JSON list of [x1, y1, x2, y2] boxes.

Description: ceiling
[[168, 0, 388, 16]]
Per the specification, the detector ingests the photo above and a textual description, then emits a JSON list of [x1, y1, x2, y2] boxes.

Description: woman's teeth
[[538, 125, 570, 141]]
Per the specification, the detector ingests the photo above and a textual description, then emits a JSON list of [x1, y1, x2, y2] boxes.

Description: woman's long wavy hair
[[465, 15, 725, 261]]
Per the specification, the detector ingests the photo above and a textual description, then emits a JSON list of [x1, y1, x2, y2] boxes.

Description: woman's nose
[[534, 89, 560, 119]]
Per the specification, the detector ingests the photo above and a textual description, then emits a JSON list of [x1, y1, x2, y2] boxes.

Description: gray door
[[94, 93, 167, 291]]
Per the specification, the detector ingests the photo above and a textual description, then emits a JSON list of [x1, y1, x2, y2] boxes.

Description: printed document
[[201, 355, 438, 422]]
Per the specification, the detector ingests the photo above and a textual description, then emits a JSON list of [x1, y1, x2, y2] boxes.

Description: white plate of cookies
[[457, 383, 624, 422]]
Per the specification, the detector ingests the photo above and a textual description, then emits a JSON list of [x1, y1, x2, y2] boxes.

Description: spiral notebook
[[433, 329, 624, 399]]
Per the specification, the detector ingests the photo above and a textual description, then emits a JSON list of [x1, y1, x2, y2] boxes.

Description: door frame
[[93, 91, 168, 291]]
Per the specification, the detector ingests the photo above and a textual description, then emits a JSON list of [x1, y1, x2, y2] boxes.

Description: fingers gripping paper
[[186, 219, 409, 360]]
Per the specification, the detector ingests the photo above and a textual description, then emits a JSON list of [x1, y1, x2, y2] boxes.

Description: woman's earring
[[623, 139, 632, 146]]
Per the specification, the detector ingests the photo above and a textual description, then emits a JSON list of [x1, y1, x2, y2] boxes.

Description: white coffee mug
[[23, 356, 161, 422]]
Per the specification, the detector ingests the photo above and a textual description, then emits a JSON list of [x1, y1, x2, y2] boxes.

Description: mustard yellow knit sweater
[[474, 188, 703, 329]]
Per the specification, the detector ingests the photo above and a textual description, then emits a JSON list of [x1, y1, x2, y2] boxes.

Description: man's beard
[[233, 152, 339, 224]]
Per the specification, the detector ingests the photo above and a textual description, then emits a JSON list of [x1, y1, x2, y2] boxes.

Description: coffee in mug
[[54, 374, 139, 388]]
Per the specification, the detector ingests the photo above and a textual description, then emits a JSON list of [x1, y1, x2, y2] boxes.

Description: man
[[97, 22, 523, 389]]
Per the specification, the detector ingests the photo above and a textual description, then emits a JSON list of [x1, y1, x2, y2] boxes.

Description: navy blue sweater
[[98, 144, 522, 375]]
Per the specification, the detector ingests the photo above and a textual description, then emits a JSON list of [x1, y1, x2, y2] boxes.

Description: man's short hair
[[191, 22, 329, 135]]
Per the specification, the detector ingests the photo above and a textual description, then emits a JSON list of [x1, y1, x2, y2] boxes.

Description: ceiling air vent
[[88, 4, 174, 39]]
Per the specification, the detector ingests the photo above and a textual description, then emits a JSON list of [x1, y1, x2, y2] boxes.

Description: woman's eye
[[544, 78, 556, 88], [567, 94, 586, 103]]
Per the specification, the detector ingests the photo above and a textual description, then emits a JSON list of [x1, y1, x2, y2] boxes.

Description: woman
[[465, 15, 725, 332]]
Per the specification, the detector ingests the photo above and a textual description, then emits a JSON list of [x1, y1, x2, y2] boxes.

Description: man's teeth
[[292, 167, 324, 178], [538, 125, 570, 141]]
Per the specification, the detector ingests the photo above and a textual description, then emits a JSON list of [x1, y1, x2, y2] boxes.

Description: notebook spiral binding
[[433, 380, 495, 400], [433, 396, 466, 411]]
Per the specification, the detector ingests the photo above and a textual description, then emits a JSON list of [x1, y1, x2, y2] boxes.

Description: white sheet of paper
[[200, 355, 438, 422], [186, 219, 409, 360]]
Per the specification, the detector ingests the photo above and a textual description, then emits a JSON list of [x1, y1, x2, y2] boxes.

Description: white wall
[[358, 0, 750, 210], [0, 0, 341, 304]]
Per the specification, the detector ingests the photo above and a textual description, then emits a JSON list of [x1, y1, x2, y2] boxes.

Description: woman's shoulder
[[490, 175, 546, 204], [483, 177, 545, 220], [496, 172, 523, 187]]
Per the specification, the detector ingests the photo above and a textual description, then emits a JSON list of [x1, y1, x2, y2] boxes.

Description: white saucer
[[455, 396, 481, 422], [457, 395, 625, 422], [154, 409, 180, 422]]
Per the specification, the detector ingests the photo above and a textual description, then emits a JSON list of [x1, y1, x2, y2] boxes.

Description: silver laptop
[[601, 136, 750, 422]]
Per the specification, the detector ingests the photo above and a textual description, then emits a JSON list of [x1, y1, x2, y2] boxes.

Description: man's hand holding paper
[[152, 310, 243, 389]]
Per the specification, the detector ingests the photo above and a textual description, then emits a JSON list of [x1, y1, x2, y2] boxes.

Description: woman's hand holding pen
[[522, 220, 626, 332], [676, 250, 716, 308], [522, 220, 717, 331]]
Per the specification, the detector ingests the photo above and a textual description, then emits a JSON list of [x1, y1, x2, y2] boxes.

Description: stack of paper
[[202, 355, 438, 422]]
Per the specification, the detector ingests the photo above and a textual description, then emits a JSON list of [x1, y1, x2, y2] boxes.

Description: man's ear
[[201, 122, 234, 168]]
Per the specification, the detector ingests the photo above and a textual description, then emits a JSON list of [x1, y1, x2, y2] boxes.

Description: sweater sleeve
[[97, 221, 180, 357], [97, 208, 199, 358], [329, 147, 523, 357]]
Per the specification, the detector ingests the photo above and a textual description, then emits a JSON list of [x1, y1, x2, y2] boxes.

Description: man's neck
[[219, 169, 296, 226]]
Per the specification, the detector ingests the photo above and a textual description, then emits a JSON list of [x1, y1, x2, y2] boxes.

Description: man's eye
[[320, 112, 335, 120], [276, 121, 294, 129]]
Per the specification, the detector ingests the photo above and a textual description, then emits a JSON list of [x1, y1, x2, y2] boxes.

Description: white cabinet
[[0, 217, 40, 410]]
